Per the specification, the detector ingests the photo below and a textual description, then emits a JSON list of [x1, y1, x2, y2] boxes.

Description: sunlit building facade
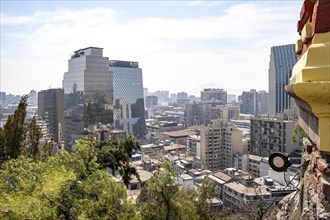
[[62, 47, 113, 147], [268, 44, 296, 116], [110, 60, 146, 138], [38, 88, 64, 144]]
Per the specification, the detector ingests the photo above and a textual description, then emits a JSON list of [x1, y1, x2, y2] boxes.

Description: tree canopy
[[0, 138, 140, 220], [137, 161, 198, 220], [0, 95, 28, 162]]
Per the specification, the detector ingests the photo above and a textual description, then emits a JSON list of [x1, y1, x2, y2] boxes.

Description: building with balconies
[[249, 115, 297, 157], [200, 119, 244, 170]]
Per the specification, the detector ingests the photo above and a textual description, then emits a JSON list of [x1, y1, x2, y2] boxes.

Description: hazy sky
[[1, 1, 301, 96]]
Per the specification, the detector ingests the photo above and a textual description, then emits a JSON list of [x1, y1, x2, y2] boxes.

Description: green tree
[[178, 180, 230, 220], [25, 116, 43, 161], [0, 138, 140, 220], [194, 180, 218, 220], [137, 161, 198, 220], [96, 136, 141, 187], [0, 95, 28, 163], [39, 138, 55, 162], [292, 123, 307, 146]]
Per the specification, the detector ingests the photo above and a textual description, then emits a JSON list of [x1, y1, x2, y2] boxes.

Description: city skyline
[[1, 1, 301, 95]]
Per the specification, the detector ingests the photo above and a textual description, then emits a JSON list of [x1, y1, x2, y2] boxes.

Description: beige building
[[200, 119, 244, 170], [248, 154, 263, 177], [223, 182, 272, 209]]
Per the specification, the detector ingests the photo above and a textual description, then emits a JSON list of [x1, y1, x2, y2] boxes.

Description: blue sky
[[0, 1, 302, 96]]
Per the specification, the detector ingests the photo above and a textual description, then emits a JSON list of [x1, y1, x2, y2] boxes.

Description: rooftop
[[164, 144, 186, 151], [212, 171, 232, 182], [161, 129, 197, 138], [225, 182, 271, 196], [249, 154, 263, 162], [180, 174, 194, 180]]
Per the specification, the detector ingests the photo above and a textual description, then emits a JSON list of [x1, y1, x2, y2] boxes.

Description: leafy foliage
[[0, 96, 45, 164], [24, 116, 43, 161], [137, 161, 198, 220], [0, 138, 139, 219], [0, 95, 28, 162], [96, 136, 141, 187], [291, 123, 307, 146]]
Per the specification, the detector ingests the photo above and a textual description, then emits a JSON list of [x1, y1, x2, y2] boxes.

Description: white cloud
[[184, 1, 224, 7], [0, 2, 301, 95], [0, 13, 35, 25]]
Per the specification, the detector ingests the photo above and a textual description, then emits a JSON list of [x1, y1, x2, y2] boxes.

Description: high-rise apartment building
[[249, 115, 297, 157], [110, 60, 146, 138], [239, 90, 268, 116], [38, 88, 64, 144], [257, 90, 269, 115], [239, 89, 257, 115], [184, 102, 211, 126], [200, 119, 244, 170], [62, 47, 113, 147], [201, 88, 227, 104], [268, 44, 296, 116]]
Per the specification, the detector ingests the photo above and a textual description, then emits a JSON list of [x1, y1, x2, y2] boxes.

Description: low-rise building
[[178, 174, 194, 189], [140, 143, 164, 159], [248, 154, 263, 177], [159, 129, 197, 145], [223, 182, 272, 210], [206, 170, 232, 200]]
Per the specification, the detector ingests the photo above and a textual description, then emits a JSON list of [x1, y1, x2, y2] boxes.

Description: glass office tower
[[63, 47, 113, 147], [110, 60, 146, 138], [268, 44, 296, 116]]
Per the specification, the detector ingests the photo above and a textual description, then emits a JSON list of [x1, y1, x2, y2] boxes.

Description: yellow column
[[289, 32, 330, 153]]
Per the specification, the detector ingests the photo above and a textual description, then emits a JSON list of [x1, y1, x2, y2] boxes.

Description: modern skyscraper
[[110, 60, 146, 138], [62, 47, 113, 147], [38, 88, 64, 144], [268, 44, 296, 116]]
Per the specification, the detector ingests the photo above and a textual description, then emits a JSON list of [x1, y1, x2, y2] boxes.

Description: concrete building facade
[[200, 119, 243, 170], [201, 88, 227, 104], [249, 115, 297, 157], [38, 88, 64, 144], [239, 89, 269, 116], [145, 96, 158, 109]]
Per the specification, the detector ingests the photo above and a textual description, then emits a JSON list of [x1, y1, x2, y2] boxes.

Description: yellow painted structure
[[289, 32, 330, 152]]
